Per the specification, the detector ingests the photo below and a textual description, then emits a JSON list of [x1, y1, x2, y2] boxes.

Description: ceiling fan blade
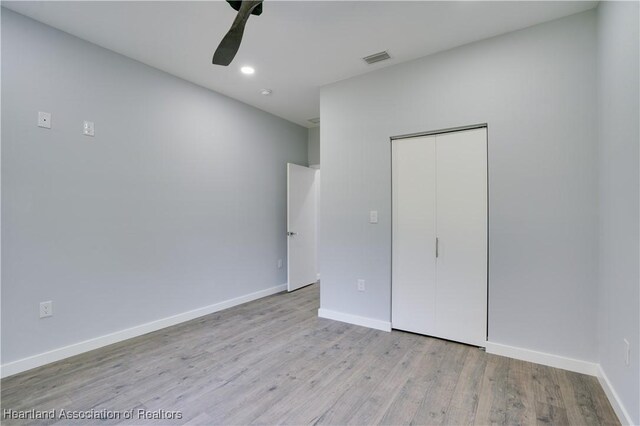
[[212, 23, 246, 66], [212, 1, 263, 66]]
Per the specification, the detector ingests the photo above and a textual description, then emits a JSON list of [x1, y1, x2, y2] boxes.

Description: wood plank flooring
[[1, 284, 619, 425]]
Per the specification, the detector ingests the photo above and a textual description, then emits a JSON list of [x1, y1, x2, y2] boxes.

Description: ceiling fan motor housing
[[227, 1, 263, 16]]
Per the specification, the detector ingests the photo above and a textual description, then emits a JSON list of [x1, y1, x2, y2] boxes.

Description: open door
[[287, 163, 318, 292]]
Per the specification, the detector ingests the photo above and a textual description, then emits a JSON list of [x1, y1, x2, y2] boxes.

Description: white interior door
[[287, 163, 318, 292], [392, 135, 437, 335], [391, 127, 487, 347], [435, 128, 488, 346]]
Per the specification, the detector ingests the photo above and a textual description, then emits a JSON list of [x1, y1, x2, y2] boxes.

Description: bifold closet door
[[392, 127, 487, 347], [391, 135, 437, 335], [434, 128, 487, 346]]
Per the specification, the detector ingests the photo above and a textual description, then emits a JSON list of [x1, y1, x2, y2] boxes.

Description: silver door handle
[[436, 237, 439, 258], [287, 232, 297, 236]]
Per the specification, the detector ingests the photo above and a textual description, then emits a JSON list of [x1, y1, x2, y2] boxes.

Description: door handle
[[436, 237, 439, 258], [287, 232, 297, 236]]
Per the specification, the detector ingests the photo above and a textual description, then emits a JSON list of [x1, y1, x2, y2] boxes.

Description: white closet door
[[435, 128, 487, 346], [392, 135, 437, 335]]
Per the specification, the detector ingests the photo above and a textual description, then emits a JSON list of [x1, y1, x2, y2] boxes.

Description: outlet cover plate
[[39, 301, 53, 318], [38, 111, 51, 129], [369, 210, 378, 224], [83, 120, 95, 136], [624, 338, 630, 365]]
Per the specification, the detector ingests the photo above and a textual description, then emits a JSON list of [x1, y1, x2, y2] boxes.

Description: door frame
[[389, 123, 489, 344]]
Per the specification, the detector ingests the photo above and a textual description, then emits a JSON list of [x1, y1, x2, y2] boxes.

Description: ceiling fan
[[212, 0, 264, 66]]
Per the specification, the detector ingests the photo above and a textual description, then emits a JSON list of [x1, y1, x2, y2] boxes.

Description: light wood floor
[[1, 284, 619, 425]]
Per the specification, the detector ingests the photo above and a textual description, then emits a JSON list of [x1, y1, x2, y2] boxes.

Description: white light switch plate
[[38, 111, 51, 129], [83, 120, 95, 136]]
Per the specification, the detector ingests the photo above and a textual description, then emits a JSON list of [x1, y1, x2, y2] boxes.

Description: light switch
[[83, 121, 95, 137], [37, 111, 51, 129], [369, 210, 378, 224]]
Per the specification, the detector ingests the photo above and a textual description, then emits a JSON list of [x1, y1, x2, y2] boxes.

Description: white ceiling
[[3, 1, 597, 127]]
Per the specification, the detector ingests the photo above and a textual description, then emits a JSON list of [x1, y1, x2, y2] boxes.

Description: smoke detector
[[260, 89, 272, 96], [308, 117, 320, 125]]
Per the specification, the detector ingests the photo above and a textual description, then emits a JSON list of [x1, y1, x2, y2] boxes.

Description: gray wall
[[1, 9, 307, 363], [597, 2, 639, 423], [308, 127, 320, 166], [320, 11, 598, 361]]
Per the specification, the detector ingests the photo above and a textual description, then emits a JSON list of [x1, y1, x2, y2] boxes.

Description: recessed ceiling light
[[260, 89, 272, 96], [241, 66, 255, 75]]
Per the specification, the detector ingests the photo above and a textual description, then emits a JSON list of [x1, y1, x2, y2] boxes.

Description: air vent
[[363, 51, 391, 65], [308, 117, 320, 125]]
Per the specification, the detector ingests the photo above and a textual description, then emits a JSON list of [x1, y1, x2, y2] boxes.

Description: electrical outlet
[[277, 259, 283, 269], [39, 301, 53, 318], [83, 120, 95, 137], [357, 279, 365, 292], [624, 338, 630, 366], [369, 210, 378, 224]]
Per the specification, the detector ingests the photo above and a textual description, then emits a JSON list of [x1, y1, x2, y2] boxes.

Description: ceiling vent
[[308, 117, 320, 125], [363, 51, 391, 65]]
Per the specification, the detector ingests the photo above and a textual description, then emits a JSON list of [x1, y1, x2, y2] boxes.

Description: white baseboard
[[1, 283, 287, 379], [485, 341, 599, 376], [317, 308, 391, 332], [597, 365, 634, 425]]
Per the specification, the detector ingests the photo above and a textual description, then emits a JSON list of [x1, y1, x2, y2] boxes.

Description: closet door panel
[[392, 136, 437, 334], [435, 128, 487, 346]]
